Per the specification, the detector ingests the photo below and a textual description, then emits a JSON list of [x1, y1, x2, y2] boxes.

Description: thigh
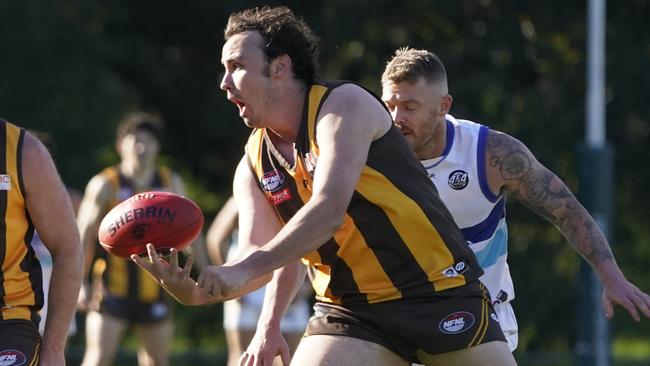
[[291, 335, 408, 366], [416, 340, 516, 366], [0, 320, 40, 366], [134, 319, 173, 366]]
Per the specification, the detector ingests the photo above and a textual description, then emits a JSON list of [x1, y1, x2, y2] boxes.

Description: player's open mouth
[[228, 95, 247, 117]]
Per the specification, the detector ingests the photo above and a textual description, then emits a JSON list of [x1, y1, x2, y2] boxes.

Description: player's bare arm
[[206, 196, 238, 265], [241, 262, 307, 366], [77, 174, 114, 275], [197, 84, 391, 303], [227, 84, 389, 288], [486, 129, 650, 321], [23, 132, 83, 364], [171, 174, 210, 270], [76, 172, 114, 311]]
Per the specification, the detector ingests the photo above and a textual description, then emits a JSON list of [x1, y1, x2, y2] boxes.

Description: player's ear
[[270, 54, 291, 78], [440, 94, 453, 115]]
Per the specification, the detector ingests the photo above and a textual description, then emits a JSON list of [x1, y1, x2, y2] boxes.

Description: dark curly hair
[[224, 6, 319, 84], [116, 112, 164, 143]]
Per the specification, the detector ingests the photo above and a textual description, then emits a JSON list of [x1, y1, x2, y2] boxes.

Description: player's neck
[[119, 160, 156, 188], [265, 83, 307, 143], [418, 119, 448, 160]]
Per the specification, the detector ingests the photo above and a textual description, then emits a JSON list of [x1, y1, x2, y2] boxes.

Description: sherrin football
[[98, 191, 204, 258]]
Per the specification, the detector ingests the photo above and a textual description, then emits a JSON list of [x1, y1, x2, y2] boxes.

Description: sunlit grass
[[613, 337, 650, 360]]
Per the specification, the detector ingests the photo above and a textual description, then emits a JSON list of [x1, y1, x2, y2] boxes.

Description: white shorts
[[494, 301, 518, 351], [223, 286, 309, 333], [34, 237, 76, 336]]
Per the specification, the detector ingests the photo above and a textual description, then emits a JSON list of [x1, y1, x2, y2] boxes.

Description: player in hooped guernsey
[[421, 115, 518, 348]]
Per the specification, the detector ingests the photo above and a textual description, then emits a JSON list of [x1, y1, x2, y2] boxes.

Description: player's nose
[[220, 72, 232, 92]]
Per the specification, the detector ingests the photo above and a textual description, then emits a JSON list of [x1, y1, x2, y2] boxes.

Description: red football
[[98, 191, 204, 258]]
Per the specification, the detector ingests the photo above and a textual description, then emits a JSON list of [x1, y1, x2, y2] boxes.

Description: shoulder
[[22, 130, 52, 166], [484, 129, 540, 188], [485, 129, 531, 160], [82, 170, 115, 203], [319, 82, 390, 139], [325, 82, 381, 107]]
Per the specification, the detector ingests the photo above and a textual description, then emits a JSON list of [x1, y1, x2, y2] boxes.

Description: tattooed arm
[[484, 129, 650, 321]]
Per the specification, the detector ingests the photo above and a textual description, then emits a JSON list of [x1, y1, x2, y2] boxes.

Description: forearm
[[42, 252, 83, 352], [240, 198, 340, 280], [258, 261, 307, 329], [553, 200, 623, 283]]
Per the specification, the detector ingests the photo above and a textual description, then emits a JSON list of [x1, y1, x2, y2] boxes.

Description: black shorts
[[305, 281, 505, 363], [100, 295, 171, 324], [0, 319, 40, 366]]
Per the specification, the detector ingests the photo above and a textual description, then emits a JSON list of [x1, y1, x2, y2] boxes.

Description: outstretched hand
[[239, 326, 291, 366], [131, 243, 208, 305], [601, 279, 650, 321]]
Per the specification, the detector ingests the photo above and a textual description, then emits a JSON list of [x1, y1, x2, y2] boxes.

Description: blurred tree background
[[1, 0, 648, 364]]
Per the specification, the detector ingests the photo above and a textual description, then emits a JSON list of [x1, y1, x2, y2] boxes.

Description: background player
[[0, 118, 83, 365], [76, 112, 207, 366], [206, 196, 310, 366], [380, 47, 650, 350]]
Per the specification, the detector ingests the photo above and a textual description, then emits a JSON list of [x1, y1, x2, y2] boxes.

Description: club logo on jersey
[[448, 170, 469, 190], [270, 188, 292, 206], [0, 349, 27, 366], [439, 311, 475, 334], [261, 170, 285, 192], [0, 175, 11, 191], [441, 260, 469, 278]]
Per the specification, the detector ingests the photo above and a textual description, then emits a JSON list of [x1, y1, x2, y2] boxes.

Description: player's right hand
[[132, 244, 204, 305], [240, 325, 291, 366]]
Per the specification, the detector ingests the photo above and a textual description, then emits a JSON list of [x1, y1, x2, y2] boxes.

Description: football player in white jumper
[[381, 47, 650, 351]]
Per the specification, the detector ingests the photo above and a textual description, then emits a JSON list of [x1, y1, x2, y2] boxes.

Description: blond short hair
[[381, 47, 447, 86]]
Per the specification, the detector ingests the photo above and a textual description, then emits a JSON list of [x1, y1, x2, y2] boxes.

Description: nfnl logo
[[261, 170, 285, 192], [448, 170, 469, 190], [439, 311, 475, 334], [0, 349, 27, 366]]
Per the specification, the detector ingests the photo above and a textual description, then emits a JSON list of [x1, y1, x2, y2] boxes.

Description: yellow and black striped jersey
[[0, 119, 42, 324], [245, 81, 483, 306], [95, 165, 173, 303]]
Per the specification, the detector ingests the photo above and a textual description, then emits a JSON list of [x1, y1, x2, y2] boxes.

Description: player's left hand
[[602, 279, 650, 321]]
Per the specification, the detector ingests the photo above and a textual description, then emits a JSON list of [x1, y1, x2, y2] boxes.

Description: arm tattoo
[[487, 131, 613, 264]]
